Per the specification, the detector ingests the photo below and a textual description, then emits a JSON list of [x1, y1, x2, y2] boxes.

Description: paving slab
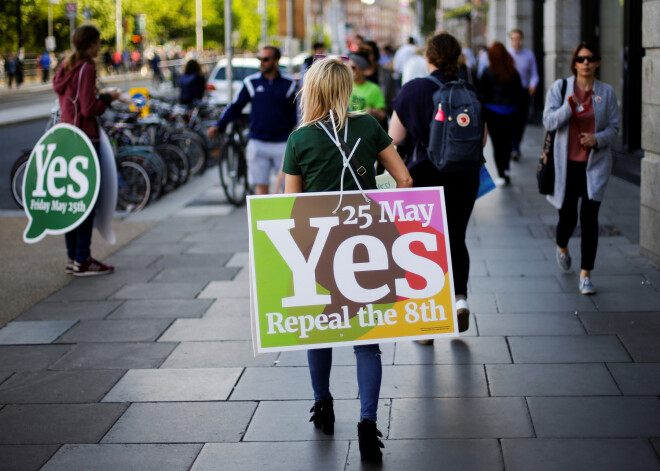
[[186, 240, 249, 254], [0, 370, 124, 403], [380, 364, 488, 398], [41, 444, 203, 471], [591, 291, 660, 312], [496, 292, 596, 313], [16, 301, 123, 321], [468, 246, 547, 261], [107, 299, 214, 320], [243, 399, 391, 441], [230, 366, 357, 400], [485, 260, 573, 277], [394, 337, 512, 364], [461, 293, 498, 313], [613, 335, 660, 362], [0, 445, 60, 471], [160, 341, 279, 368], [103, 253, 163, 269], [0, 345, 73, 372], [508, 335, 631, 363], [527, 397, 660, 437], [198, 280, 250, 298], [190, 441, 349, 471], [579, 311, 660, 335], [55, 319, 172, 343], [44, 268, 162, 302], [345, 438, 503, 471], [0, 321, 76, 345], [553, 274, 652, 294], [607, 363, 660, 395], [486, 364, 620, 396], [148, 253, 234, 270], [389, 397, 534, 439], [502, 438, 660, 471], [115, 242, 194, 256], [0, 371, 12, 385], [476, 312, 585, 336], [159, 316, 251, 341], [152, 266, 240, 283], [101, 401, 257, 443], [50, 342, 178, 370], [102, 368, 242, 402], [275, 343, 395, 367], [0, 403, 128, 444], [201, 298, 252, 317], [469, 276, 564, 293], [110, 282, 208, 300]]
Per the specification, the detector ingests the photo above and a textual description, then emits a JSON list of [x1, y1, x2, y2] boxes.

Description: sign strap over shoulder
[[70, 62, 87, 129]]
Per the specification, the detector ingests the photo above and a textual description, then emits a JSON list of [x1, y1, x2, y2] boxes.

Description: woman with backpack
[[282, 56, 412, 463], [389, 31, 486, 340], [53, 24, 119, 276], [543, 41, 619, 295], [477, 41, 525, 186]]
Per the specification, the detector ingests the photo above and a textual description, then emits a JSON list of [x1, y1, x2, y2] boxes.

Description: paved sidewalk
[[0, 126, 659, 470]]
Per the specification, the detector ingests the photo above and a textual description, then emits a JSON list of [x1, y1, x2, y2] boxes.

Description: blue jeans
[[307, 344, 382, 422], [65, 206, 95, 263]]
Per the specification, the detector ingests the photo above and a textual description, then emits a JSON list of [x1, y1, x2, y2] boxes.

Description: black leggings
[[556, 160, 601, 271], [409, 159, 479, 297], [485, 109, 516, 179]]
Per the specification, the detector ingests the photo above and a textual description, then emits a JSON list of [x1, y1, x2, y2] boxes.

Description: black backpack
[[425, 76, 484, 172]]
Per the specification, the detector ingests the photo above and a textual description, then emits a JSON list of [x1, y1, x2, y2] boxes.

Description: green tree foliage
[[0, 0, 279, 54]]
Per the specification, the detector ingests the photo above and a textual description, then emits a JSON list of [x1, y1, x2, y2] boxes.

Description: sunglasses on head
[[575, 55, 598, 63], [257, 56, 273, 62], [313, 54, 350, 64]]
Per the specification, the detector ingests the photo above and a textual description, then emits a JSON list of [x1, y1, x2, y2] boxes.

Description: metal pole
[[259, 0, 267, 48], [225, 0, 233, 103], [17, 0, 22, 51], [70, 17, 75, 49], [48, 3, 53, 38], [196, 0, 203, 54], [115, 0, 122, 54]]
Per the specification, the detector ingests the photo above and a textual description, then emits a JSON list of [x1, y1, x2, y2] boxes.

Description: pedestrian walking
[[52, 24, 119, 276], [508, 29, 539, 161], [282, 56, 412, 463], [543, 41, 619, 295], [149, 50, 163, 85], [389, 32, 487, 337], [347, 51, 387, 125], [477, 41, 525, 185], [207, 46, 298, 195], [5, 53, 17, 88], [39, 50, 52, 83], [364, 41, 397, 119], [178, 59, 205, 106]]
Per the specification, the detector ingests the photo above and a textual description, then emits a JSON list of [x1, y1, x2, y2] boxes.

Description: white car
[[206, 56, 305, 105]]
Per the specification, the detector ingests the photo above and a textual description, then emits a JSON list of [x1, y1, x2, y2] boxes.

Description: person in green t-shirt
[[282, 57, 411, 464], [347, 52, 386, 124]]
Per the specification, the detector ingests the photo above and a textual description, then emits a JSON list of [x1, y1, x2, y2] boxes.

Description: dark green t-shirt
[[283, 113, 392, 193]]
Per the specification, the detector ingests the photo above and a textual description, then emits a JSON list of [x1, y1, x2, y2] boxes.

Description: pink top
[[568, 84, 595, 162]]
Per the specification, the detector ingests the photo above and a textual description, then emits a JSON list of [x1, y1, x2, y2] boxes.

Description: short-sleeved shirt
[[349, 81, 385, 113], [392, 69, 484, 165], [283, 113, 392, 193]]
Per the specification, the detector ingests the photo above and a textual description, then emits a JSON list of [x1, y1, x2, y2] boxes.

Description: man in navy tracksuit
[[208, 46, 298, 195]]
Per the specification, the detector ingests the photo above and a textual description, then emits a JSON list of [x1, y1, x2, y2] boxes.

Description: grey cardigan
[[542, 76, 620, 209]]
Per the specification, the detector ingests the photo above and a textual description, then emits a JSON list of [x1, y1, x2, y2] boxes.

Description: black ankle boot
[[309, 397, 334, 435], [357, 419, 384, 463]]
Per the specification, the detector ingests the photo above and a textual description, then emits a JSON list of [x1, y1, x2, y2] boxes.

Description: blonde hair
[[298, 57, 358, 130]]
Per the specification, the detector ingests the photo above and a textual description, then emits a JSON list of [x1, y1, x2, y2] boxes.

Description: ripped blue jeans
[[307, 344, 382, 422]]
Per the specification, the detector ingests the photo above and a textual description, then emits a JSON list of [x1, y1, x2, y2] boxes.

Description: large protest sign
[[22, 123, 100, 243], [248, 187, 458, 354]]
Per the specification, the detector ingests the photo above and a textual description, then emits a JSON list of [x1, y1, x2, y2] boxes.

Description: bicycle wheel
[[117, 149, 164, 201], [219, 139, 249, 206], [116, 160, 151, 212], [155, 143, 190, 189], [10, 151, 30, 208], [170, 131, 206, 176]]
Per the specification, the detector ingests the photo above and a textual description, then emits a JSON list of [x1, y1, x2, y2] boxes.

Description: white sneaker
[[579, 277, 596, 295], [494, 177, 506, 187]]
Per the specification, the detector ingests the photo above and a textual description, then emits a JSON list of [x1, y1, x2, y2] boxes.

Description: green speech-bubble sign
[[23, 123, 100, 244]]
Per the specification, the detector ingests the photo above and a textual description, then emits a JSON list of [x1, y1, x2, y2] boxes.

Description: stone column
[[542, 0, 579, 93], [505, 0, 533, 44], [640, 0, 660, 265], [487, 0, 508, 44]]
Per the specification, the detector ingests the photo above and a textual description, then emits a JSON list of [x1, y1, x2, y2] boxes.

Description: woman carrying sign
[[282, 57, 412, 463], [543, 41, 619, 295], [53, 25, 119, 276]]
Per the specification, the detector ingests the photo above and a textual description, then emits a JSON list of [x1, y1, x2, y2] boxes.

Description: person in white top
[[392, 37, 417, 84], [508, 29, 539, 161]]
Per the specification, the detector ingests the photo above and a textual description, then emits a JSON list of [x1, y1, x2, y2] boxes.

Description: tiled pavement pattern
[[0, 126, 659, 470]]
